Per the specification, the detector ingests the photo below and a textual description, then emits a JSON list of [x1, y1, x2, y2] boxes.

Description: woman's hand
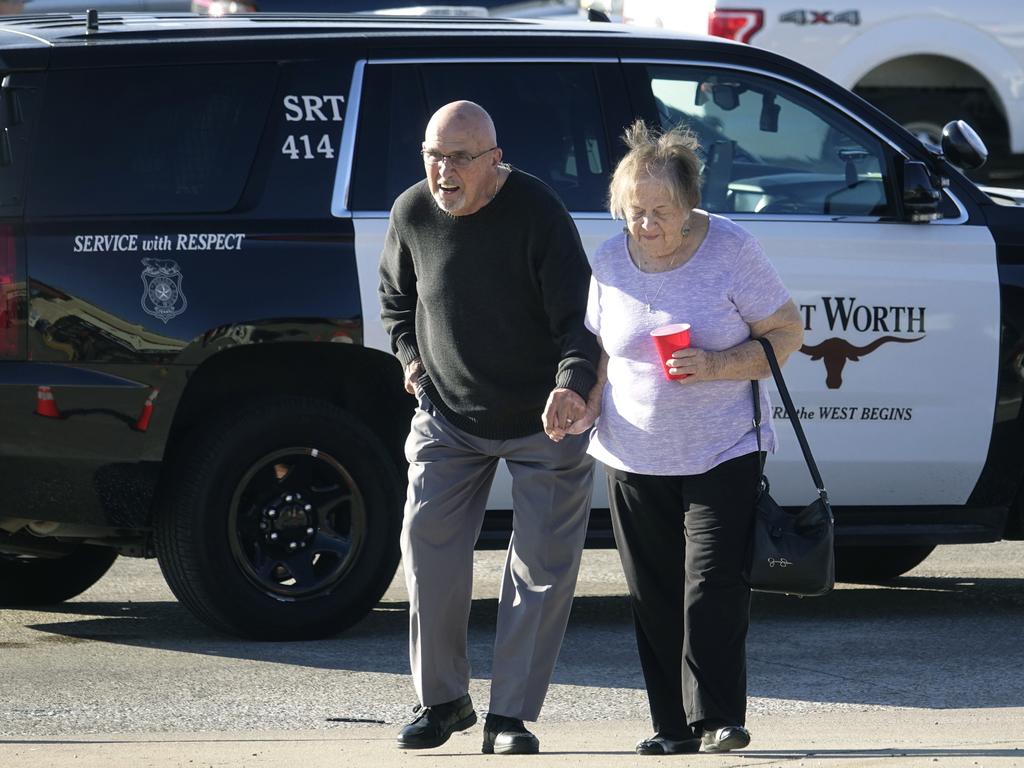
[[666, 346, 720, 382], [564, 379, 603, 435], [664, 301, 805, 383]]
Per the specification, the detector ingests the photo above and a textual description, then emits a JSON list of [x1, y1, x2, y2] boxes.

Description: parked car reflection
[[19, 1, 188, 11], [191, 0, 573, 16]]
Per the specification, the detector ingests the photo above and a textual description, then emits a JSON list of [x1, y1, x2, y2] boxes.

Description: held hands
[[542, 387, 588, 442], [566, 380, 603, 436], [666, 346, 719, 382], [403, 359, 425, 395]]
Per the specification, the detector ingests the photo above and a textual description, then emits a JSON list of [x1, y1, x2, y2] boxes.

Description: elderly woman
[[558, 120, 804, 755]]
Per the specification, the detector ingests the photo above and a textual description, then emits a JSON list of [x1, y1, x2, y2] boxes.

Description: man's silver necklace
[[491, 164, 508, 202], [639, 221, 691, 313]]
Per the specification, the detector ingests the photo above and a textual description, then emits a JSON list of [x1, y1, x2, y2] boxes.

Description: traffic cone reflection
[[134, 388, 159, 432], [35, 385, 61, 419]]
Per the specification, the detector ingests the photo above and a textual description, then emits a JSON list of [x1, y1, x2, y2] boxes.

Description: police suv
[[0, 11, 1020, 640]]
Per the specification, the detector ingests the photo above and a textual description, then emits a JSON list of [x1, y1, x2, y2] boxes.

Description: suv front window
[[646, 66, 894, 218]]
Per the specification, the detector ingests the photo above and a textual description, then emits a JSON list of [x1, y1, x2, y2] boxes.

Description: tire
[[835, 545, 935, 583], [0, 545, 118, 606], [154, 396, 402, 640]]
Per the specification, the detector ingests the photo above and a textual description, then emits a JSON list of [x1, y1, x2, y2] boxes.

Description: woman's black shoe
[[481, 713, 540, 755], [635, 733, 701, 755], [395, 694, 477, 749], [700, 725, 751, 752]]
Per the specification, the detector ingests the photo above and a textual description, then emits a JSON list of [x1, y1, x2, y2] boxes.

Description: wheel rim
[[228, 447, 366, 601]]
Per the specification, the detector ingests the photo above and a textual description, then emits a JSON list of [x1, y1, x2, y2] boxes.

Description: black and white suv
[[0, 11, 1021, 639]]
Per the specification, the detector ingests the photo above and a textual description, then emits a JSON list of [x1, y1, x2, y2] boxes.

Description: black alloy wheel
[[229, 447, 366, 601]]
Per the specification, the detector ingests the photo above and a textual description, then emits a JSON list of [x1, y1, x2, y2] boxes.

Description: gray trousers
[[401, 393, 593, 721]]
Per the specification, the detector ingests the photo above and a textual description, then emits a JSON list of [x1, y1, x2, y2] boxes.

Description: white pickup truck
[[614, 0, 1024, 184]]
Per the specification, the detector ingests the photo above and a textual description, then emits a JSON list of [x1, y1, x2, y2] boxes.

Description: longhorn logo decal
[[799, 336, 924, 389]]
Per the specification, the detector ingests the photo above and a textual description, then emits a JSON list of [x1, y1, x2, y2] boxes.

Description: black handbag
[[747, 337, 835, 597]]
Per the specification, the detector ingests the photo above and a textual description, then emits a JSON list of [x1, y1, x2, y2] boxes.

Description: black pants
[[607, 452, 760, 739]]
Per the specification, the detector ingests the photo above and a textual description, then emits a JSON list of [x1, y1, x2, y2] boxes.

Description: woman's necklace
[[641, 252, 678, 313], [639, 220, 692, 313]]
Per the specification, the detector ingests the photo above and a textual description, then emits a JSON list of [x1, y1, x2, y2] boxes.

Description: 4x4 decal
[[779, 10, 860, 25]]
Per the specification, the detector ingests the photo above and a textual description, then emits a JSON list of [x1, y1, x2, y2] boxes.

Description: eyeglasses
[[420, 146, 498, 168]]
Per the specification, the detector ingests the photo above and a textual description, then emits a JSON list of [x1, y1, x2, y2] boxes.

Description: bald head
[[421, 100, 503, 216], [425, 101, 497, 150]]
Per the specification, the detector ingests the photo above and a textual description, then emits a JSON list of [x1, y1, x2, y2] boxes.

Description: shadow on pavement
[[21, 575, 1024, 710], [735, 749, 1024, 760]]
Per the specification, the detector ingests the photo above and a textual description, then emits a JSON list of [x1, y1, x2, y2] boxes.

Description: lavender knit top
[[585, 214, 791, 476]]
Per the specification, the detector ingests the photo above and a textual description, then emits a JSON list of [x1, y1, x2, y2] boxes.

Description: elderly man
[[379, 100, 598, 755]]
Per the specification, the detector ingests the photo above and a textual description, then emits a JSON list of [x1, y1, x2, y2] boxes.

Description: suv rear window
[[351, 62, 610, 213], [28, 63, 276, 217], [0, 72, 44, 217]]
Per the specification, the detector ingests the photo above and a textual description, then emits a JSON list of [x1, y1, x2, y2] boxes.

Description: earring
[[622, 225, 629, 233]]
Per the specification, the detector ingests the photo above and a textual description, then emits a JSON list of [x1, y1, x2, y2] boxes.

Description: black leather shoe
[[635, 733, 701, 755], [700, 725, 751, 752], [395, 694, 477, 750], [481, 713, 540, 755]]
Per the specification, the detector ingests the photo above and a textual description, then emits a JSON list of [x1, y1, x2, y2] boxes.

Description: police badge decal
[[141, 258, 187, 323]]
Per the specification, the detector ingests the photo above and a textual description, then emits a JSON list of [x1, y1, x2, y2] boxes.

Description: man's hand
[[542, 387, 587, 442], [404, 359, 425, 395]]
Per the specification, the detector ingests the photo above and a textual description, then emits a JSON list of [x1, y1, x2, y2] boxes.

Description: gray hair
[[608, 120, 702, 219]]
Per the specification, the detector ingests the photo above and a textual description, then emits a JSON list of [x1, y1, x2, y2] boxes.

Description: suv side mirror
[[902, 160, 942, 222], [941, 119, 988, 170]]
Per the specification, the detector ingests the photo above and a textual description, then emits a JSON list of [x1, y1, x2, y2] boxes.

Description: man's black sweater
[[379, 169, 598, 440]]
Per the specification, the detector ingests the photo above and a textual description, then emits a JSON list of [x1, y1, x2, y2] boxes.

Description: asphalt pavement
[[2, 541, 1024, 767]]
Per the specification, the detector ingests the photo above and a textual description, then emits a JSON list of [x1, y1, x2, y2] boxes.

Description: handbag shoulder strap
[[751, 336, 829, 502]]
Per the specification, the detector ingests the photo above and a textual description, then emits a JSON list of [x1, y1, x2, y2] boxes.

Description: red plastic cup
[[651, 323, 692, 380]]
